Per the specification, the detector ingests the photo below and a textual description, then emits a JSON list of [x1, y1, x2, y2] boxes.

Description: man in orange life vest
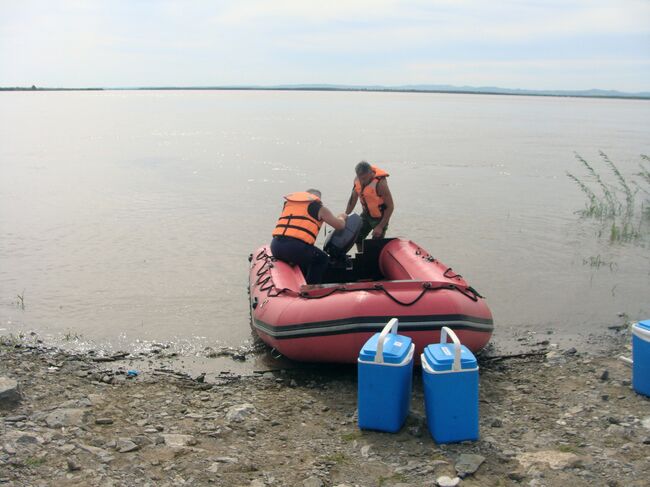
[[345, 161, 395, 251], [271, 189, 347, 284]]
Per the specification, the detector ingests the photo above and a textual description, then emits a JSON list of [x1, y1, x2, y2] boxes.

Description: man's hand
[[319, 207, 348, 231], [372, 225, 384, 239]]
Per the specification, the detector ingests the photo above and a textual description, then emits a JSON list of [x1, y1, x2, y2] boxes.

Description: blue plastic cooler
[[632, 320, 650, 397], [421, 327, 479, 443], [358, 318, 414, 432]]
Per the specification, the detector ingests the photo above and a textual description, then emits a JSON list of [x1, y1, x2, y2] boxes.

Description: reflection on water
[[0, 90, 649, 355]]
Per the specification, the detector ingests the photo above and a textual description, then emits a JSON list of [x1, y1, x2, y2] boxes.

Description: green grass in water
[[567, 152, 649, 242]]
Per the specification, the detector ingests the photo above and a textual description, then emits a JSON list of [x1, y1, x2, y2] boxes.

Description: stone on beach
[[162, 434, 197, 447], [436, 476, 461, 487], [45, 408, 89, 428], [642, 416, 650, 430], [116, 438, 140, 453], [455, 453, 485, 478], [67, 457, 81, 471], [302, 476, 323, 487], [0, 376, 21, 406], [516, 450, 582, 471], [226, 403, 255, 423], [4, 415, 27, 422]]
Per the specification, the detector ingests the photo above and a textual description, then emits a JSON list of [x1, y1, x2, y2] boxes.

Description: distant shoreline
[[1, 85, 649, 101]]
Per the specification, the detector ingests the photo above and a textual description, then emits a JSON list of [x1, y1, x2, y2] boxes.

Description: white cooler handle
[[440, 326, 462, 371], [633, 322, 650, 341], [375, 318, 399, 364]]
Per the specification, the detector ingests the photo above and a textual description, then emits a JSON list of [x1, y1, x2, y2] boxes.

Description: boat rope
[[251, 249, 483, 303], [299, 281, 480, 304], [253, 251, 293, 298]]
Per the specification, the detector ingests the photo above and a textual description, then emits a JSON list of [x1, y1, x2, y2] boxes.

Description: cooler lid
[[423, 343, 477, 372], [359, 332, 413, 364], [635, 320, 650, 331]]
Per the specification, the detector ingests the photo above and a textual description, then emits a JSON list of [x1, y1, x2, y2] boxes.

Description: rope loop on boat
[[465, 285, 484, 300], [269, 347, 284, 360], [379, 285, 429, 306], [443, 267, 462, 279]]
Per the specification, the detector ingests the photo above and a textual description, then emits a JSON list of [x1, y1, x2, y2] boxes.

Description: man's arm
[[372, 179, 394, 237], [345, 189, 358, 215], [319, 206, 348, 231]]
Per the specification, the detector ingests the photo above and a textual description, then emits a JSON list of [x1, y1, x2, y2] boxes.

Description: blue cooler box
[[358, 318, 414, 433], [421, 327, 479, 444], [632, 320, 650, 397]]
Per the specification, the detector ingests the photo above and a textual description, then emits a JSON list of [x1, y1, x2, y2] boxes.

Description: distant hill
[[0, 86, 103, 91], [264, 84, 650, 99], [2, 84, 649, 99]]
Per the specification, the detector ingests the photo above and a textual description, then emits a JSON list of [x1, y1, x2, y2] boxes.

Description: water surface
[[1, 90, 649, 355]]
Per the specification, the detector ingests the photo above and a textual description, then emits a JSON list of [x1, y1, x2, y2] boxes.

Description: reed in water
[[567, 152, 650, 242]]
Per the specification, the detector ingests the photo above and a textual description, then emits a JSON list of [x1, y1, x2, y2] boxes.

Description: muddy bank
[[1, 327, 649, 487]]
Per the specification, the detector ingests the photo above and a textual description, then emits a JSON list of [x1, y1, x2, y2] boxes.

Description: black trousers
[[270, 236, 329, 284]]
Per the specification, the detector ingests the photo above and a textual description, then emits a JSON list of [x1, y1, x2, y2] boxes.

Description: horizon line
[[1, 84, 649, 100]]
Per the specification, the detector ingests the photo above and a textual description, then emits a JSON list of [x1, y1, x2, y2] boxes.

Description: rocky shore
[[1, 327, 648, 487]]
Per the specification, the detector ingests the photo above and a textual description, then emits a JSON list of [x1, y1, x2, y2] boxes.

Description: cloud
[[409, 58, 650, 71], [210, 0, 408, 25], [210, 0, 650, 37], [207, 0, 650, 57], [0, 0, 648, 89]]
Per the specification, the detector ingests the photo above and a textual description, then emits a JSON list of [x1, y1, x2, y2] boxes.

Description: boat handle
[[375, 318, 399, 364], [440, 326, 462, 371]]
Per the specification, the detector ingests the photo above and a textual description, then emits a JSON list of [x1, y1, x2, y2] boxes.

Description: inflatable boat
[[248, 214, 493, 363]]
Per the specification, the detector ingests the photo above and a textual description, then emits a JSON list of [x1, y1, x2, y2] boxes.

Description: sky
[[1, 0, 649, 92]]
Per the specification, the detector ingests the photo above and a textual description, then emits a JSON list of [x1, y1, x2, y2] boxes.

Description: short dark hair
[[306, 188, 321, 198], [355, 161, 372, 175]]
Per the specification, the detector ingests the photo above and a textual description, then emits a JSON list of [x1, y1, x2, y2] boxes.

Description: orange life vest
[[354, 166, 389, 218], [272, 192, 323, 245]]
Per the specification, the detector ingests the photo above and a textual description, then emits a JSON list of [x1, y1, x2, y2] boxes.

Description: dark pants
[[355, 212, 388, 249], [270, 237, 329, 284]]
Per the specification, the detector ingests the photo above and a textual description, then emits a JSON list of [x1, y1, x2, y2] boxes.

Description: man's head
[[306, 188, 321, 199], [355, 161, 375, 186]]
